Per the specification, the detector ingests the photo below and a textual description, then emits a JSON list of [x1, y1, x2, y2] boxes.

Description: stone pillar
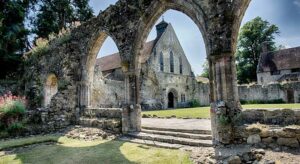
[[209, 54, 241, 144], [122, 71, 141, 134], [79, 82, 91, 109]]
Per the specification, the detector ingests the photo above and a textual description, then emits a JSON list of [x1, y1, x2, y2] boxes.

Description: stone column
[[122, 71, 141, 134], [209, 53, 241, 144], [79, 81, 91, 109]]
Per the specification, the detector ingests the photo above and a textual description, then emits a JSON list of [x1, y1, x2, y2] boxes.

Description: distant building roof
[[95, 53, 122, 72], [257, 46, 300, 73], [96, 41, 156, 71]]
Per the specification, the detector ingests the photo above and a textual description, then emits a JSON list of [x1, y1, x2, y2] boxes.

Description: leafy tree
[[73, 0, 94, 22], [33, 0, 94, 39], [236, 17, 279, 84], [0, 0, 33, 79], [200, 61, 209, 78]]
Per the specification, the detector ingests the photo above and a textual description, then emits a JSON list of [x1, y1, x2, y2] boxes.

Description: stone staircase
[[120, 126, 213, 149], [79, 108, 122, 133]]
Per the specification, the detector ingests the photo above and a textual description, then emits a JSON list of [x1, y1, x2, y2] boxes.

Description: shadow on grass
[[1, 138, 137, 164]]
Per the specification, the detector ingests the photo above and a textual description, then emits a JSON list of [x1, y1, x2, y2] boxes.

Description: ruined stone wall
[[24, 35, 80, 131], [233, 109, 300, 148], [239, 82, 300, 103], [257, 70, 291, 85], [196, 82, 300, 105], [91, 78, 125, 108], [195, 82, 210, 106]]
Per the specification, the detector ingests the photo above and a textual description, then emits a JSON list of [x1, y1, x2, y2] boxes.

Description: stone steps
[[119, 136, 184, 149], [142, 126, 211, 135], [141, 129, 212, 140], [126, 132, 213, 147]]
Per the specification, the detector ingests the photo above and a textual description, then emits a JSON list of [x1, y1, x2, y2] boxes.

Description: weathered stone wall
[[240, 109, 300, 125], [196, 82, 300, 105], [235, 124, 300, 148], [91, 66, 125, 108], [239, 82, 300, 103], [24, 35, 80, 131], [195, 82, 210, 106], [232, 108, 300, 148], [0, 80, 20, 96], [257, 70, 291, 85]]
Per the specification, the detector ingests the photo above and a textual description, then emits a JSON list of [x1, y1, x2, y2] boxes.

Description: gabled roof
[[257, 46, 300, 73], [96, 41, 156, 71]]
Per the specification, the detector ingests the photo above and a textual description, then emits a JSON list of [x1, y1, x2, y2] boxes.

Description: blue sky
[[90, 0, 300, 75]]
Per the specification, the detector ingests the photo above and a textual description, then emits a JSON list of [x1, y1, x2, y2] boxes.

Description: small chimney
[[262, 42, 269, 53]]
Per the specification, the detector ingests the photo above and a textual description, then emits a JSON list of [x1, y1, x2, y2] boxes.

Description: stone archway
[[26, 0, 252, 144]]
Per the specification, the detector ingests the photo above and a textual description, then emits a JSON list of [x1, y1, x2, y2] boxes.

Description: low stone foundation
[[240, 108, 300, 125], [235, 124, 300, 148], [80, 108, 122, 133], [234, 108, 300, 148]]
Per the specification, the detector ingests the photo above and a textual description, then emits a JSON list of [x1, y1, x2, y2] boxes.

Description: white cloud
[[294, 0, 300, 7]]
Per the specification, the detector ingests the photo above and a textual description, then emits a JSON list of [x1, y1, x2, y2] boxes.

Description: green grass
[[142, 104, 300, 119], [143, 107, 211, 119], [0, 135, 191, 164]]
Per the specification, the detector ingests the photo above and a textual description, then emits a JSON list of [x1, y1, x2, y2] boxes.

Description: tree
[[33, 0, 94, 39], [200, 61, 209, 78], [236, 17, 279, 84], [73, 0, 94, 22], [0, 0, 33, 79]]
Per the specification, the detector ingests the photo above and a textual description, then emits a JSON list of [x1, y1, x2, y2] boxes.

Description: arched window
[[160, 52, 164, 71], [179, 56, 183, 74], [170, 51, 174, 73]]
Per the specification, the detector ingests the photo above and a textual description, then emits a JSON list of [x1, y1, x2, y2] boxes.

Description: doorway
[[168, 92, 175, 108]]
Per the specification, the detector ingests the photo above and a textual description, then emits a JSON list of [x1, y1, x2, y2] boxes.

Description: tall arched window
[[160, 52, 164, 71], [179, 56, 183, 74], [170, 51, 174, 73]]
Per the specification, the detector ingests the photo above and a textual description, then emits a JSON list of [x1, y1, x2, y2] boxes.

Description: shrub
[[189, 99, 201, 107], [0, 91, 27, 135], [239, 99, 285, 105], [7, 122, 24, 134]]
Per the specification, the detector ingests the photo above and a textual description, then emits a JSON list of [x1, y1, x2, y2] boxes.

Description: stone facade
[[140, 21, 197, 110], [257, 46, 300, 85]]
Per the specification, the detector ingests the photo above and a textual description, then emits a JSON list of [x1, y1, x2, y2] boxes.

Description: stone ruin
[[21, 0, 300, 147]]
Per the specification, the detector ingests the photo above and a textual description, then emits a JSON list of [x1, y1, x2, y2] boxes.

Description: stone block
[[227, 156, 241, 164], [247, 134, 261, 144], [277, 138, 299, 148]]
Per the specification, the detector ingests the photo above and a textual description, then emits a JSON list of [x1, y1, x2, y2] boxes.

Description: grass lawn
[[142, 104, 300, 119], [0, 135, 191, 164]]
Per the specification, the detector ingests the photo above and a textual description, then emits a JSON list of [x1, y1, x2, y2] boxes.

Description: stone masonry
[[24, 0, 252, 144]]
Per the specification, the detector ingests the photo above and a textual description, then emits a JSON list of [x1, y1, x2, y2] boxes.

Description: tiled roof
[[257, 46, 300, 73], [95, 53, 122, 72], [96, 41, 156, 71]]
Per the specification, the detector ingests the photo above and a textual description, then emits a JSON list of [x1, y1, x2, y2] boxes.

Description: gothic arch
[[132, 1, 210, 72], [80, 29, 122, 107]]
